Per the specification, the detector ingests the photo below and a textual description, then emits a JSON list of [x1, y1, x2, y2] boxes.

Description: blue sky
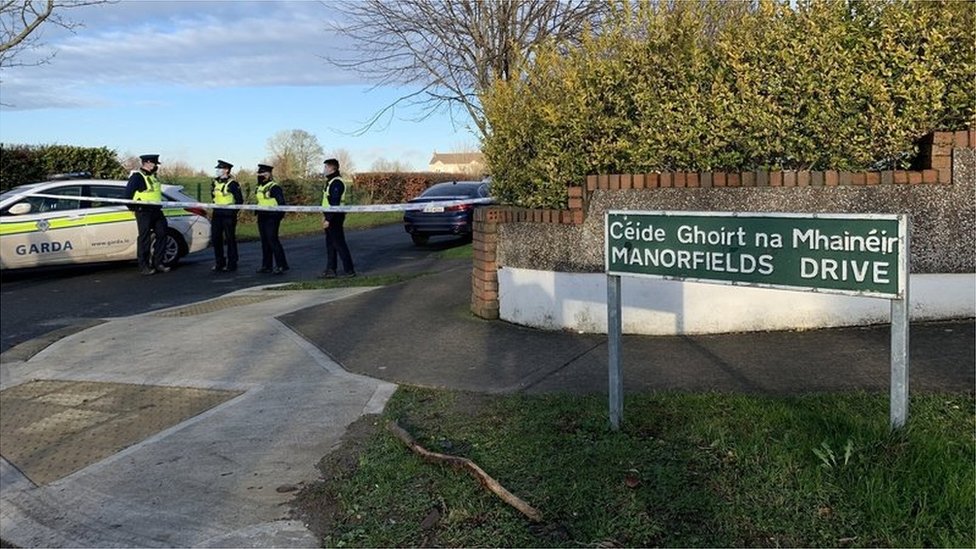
[[0, 0, 479, 173]]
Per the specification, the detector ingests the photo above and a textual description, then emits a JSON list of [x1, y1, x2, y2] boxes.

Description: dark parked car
[[403, 180, 491, 246]]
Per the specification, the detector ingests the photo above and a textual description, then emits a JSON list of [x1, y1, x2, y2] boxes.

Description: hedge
[[0, 144, 127, 191], [481, 0, 975, 208]]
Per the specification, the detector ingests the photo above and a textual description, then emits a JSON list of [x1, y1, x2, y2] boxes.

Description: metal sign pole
[[607, 274, 623, 430], [890, 217, 911, 429]]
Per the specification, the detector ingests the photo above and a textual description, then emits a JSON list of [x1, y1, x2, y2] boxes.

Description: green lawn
[[235, 211, 402, 241], [296, 388, 975, 548]]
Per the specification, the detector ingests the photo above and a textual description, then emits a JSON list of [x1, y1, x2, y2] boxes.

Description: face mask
[[215, 169, 226, 178]]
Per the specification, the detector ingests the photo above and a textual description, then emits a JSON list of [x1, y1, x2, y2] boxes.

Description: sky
[[0, 0, 479, 174]]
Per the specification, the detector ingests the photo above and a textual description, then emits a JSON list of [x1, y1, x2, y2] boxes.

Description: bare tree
[[159, 160, 196, 178], [266, 129, 325, 180], [327, 0, 608, 138], [325, 148, 356, 177], [370, 157, 411, 172], [0, 0, 112, 69]]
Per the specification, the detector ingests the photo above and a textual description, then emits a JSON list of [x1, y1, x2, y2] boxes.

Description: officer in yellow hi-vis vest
[[210, 159, 244, 272], [124, 154, 170, 275], [319, 157, 355, 278], [254, 163, 289, 275]]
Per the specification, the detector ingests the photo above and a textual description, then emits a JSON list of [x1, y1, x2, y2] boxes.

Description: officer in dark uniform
[[125, 154, 169, 275], [254, 164, 289, 275], [320, 158, 355, 278], [210, 159, 244, 272]]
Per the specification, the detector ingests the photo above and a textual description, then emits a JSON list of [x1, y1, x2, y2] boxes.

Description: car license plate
[[422, 205, 444, 213]]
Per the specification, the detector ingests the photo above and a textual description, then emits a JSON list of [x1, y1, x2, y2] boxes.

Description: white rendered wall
[[498, 267, 976, 335]]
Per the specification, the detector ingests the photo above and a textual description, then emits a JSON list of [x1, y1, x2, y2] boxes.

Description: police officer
[[125, 154, 169, 275], [320, 158, 355, 278], [210, 159, 243, 272], [254, 164, 289, 275]]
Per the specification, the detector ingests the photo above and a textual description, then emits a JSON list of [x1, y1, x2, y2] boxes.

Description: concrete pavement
[[1, 286, 396, 548], [282, 265, 975, 396]]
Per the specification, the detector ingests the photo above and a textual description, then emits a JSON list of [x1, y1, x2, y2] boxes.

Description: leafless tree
[[0, 0, 112, 69], [326, 0, 609, 138], [370, 157, 411, 172], [266, 129, 325, 180], [325, 148, 356, 177], [159, 160, 196, 178]]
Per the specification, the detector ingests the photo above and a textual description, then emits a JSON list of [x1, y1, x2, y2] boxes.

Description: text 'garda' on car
[[0, 176, 210, 270]]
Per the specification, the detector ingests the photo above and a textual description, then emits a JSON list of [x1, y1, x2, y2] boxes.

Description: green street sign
[[605, 211, 907, 298]]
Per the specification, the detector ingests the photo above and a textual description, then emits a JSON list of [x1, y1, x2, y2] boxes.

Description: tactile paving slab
[[0, 380, 242, 485], [153, 294, 283, 317]]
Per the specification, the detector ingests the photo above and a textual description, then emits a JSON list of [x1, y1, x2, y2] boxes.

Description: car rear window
[[420, 183, 484, 198]]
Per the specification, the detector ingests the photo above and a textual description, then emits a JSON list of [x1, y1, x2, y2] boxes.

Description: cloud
[[0, 0, 359, 110]]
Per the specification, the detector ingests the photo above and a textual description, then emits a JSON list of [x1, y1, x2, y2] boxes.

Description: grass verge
[[435, 242, 472, 259], [294, 388, 975, 548], [236, 211, 403, 241], [271, 272, 428, 290]]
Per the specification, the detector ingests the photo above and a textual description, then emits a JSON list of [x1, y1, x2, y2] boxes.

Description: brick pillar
[[568, 185, 586, 224], [931, 131, 955, 183], [471, 206, 503, 319]]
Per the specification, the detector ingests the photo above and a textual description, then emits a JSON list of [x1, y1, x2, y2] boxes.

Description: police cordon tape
[[24, 192, 495, 213]]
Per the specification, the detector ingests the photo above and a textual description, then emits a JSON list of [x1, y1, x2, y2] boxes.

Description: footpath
[[282, 266, 974, 396], [0, 287, 396, 548], [1, 265, 973, 547]]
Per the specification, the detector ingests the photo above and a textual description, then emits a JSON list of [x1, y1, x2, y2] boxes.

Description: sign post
[[604, 211, 910, 430], [607, 273, 623, 430], [890, 227, 911, 428]]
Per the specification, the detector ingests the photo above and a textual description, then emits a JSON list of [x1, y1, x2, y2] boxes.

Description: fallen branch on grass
[[387, 420, 543, 523]]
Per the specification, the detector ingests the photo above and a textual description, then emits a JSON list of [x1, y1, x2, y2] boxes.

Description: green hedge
[[173, 172, 472, 206], [352, 172, 476, 204], [481, 0, 975, 208], [0, 144, 127, 191]]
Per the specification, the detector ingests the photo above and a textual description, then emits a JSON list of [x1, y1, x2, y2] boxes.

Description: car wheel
[[411, 234, 430, 246], [154, 230, 187, 267]]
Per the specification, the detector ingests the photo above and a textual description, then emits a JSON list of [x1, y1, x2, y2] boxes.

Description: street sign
[[603, 210, 910, 431], [606, 211, 905, 298]]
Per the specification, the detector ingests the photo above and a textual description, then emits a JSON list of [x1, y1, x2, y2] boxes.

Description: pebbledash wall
[[471, 130, 976, 335]]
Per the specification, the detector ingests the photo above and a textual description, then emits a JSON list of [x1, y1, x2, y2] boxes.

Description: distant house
[[428, 152, 485, 175]]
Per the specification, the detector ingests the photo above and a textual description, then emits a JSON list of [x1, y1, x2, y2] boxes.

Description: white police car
[[0, 176, 211, 270]]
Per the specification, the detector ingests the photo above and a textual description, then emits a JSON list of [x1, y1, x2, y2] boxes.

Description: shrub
[[481, 0, 975, 208], [0, 144, 126, 191]]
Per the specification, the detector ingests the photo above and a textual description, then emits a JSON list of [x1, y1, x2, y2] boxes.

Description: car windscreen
[[0, 184, 43, 203], [2, 185, 84, 215]]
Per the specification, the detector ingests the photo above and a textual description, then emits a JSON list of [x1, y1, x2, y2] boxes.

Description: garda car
[[0, 177, 210, 270], [403, 180, 492, 246]]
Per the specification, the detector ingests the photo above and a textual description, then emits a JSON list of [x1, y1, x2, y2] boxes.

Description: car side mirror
[[8, 203, 32, 215]]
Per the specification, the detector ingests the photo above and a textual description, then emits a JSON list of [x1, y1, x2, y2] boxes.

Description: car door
[[83, 184, 139, 260], [0, 185, 89, 268]]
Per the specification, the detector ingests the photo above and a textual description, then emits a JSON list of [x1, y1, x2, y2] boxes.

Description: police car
[[0, 176, 211, 270]]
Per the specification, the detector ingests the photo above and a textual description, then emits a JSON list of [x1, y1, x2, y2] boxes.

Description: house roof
[[429, 152, 484, 165]]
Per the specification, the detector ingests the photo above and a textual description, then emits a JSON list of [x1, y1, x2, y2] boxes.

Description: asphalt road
[[0, 223, 470, 353]]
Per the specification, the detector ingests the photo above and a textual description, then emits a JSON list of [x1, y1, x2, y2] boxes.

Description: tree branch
[[324, 0, 609, 139], [387, 420, 543, 523]]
